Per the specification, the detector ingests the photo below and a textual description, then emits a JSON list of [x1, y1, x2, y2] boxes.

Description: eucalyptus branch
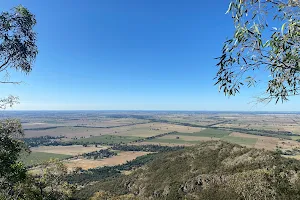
[[215, 0, 300, 103]]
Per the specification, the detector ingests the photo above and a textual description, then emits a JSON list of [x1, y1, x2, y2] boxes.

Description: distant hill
[[81, 141, 300, 200]]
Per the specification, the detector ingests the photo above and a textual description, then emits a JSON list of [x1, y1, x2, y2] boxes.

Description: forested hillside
[[82, 141, 300, 200]]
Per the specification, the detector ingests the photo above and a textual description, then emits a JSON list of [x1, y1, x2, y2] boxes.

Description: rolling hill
[[79, 141, 300, 200]]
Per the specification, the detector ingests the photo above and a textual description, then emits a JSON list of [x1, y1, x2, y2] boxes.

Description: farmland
[[64, 151, 150, 170], [21, 152, 72, 166], [70, 135, 144, 145], [31, 145, 109, 156], [2, 110, 300, 170]]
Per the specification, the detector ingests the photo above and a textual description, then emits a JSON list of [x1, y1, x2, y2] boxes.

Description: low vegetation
[[82, 149, 117, 160], [111, 144, 184, 152], [66, 135, 144, 145], [82, 141, 300, 200], [22, 135, 65, 147], [67, 153, 158, 185]]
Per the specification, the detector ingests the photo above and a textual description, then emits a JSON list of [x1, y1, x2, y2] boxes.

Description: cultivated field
[[64, 151, 150, 170], [24, 122, 204, 139], [22, 152, 72, 166], [6, 110, 300, 167], [143, 128, 257, 147], [31, 145, 109, 156]]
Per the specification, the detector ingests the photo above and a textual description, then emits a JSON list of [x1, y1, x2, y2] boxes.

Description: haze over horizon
[[1, 0, 300, 111]]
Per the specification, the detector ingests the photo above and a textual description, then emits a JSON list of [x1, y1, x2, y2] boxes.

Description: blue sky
[[0, 0, 299, 111]]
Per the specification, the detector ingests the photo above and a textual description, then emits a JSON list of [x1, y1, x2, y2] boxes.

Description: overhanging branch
[[0, 56, 11, 70]]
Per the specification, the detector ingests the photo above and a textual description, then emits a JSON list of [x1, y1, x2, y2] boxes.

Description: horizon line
[[1, 110, 300, 113]]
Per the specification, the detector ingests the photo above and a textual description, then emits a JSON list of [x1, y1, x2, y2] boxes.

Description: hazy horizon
[[1, 110, 300, 113]]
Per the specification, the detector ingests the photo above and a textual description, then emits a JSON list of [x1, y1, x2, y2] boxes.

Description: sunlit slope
[[89, 141, 300, 200]]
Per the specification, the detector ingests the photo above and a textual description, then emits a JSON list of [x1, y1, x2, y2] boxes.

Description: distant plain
[[4, 111, 300, 170]]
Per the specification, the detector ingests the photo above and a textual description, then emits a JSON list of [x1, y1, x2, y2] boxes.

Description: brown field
[[24, 122, 204, 138], [69, 118, 149, 128], [229, 132, 278, 150], [25, 126, 107, 138], [23, 122, 65, 130], [211, 114, 300, 134], [283, 155, 300, 160], [115, 123, 204, 137], [64, 151, 150, 170], [24, 118, 149, 128], [214, 123, 300, 133], [229, 132, 300, 151], [31, 145, 108, 156]]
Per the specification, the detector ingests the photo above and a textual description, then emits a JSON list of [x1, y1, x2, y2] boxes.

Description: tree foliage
[[0, 5, 37, 190], [1, 159, 75, 200], [0, 5, 37, 109], [0, 5, 74, 200], [215, 0, 300, 103], [0, 119, 28, 198], [0, 5, 37, 77]]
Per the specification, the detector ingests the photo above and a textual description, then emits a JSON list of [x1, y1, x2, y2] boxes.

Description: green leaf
[[281, 22, 287, 35], [225, 2, 233, 14]]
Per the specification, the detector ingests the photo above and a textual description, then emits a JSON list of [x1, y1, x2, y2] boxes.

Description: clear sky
[[0, 0, 299, 111]]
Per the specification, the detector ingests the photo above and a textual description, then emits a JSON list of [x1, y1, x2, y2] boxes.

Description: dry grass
[[277, 139, 300, 150], [31, 145, 108, 156], [64, 151, 150, 170], [283, 155, 300, 160], [114, 123, 204, 137], [211, 114, 300, 133], [229, 132, 276, 150], [229, 132, 300, 151]]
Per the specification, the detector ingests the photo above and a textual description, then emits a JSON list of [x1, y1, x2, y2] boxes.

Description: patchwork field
[[210, 114, 300, 134], [143, 128, 257, 147], [229, 132, 300, 151], [24, 122, 204, 139], [64, 151, 150, 170], [5, 110, 300, 168]]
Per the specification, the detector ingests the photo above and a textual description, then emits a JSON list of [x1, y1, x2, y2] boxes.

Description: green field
[[221, 136, 257, 146], [291, 136, 300, 141], [172, 128, 231, 138], [21, 152, 72, 166], [147, 138, 200, 144], [72, 135, 144, 145]]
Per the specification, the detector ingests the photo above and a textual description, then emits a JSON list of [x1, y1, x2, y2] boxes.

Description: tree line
[[82, 149, 117, 160], [111, 144, 184, 152]]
